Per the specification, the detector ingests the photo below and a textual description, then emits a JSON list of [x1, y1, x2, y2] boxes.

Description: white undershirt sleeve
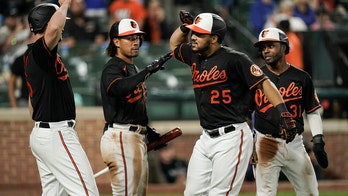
[[306, 109, 323, 136]]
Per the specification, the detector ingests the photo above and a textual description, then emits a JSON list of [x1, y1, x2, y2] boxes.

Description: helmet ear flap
[[284, 44, 290, 54], [139, 36, 143, 47], [258, 48, 264, 59]]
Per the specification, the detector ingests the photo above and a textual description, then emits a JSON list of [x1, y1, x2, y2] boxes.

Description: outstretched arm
[[260, 79, 284, 107], [44, 0, 71, 50], [259, 79, 297, 143]]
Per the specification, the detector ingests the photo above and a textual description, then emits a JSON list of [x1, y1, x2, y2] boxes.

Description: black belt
[[264, 131, 302, 139], [204, 124, 235, 138], [265, 133, 282, 138], [105, 123, 147, 134], [39, 121, 74, 128]]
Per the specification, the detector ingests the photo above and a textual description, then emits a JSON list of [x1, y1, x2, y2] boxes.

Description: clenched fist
[[279, 112, 297, 143]]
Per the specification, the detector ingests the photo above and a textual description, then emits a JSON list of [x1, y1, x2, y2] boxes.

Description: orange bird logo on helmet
[[194, 16, 202, 24], [130, 21, 137, 29], [261, 29, 270, 38]]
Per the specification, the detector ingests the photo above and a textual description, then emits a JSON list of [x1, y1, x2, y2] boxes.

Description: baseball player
[[24, 1, 99, 195], [100, 18, 171, 196], [169, 12, 297, 196], [252, 27, 329, 196]]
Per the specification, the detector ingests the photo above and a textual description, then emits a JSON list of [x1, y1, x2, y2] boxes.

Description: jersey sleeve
[[101, 60, 149, 98], [10, 55, 24, 76], [235, 53, 267, 90], [101, 62, 126, 96], [302, 72, 321, 113], [31, 37, 58, 72], [173, 43, 194, 66]]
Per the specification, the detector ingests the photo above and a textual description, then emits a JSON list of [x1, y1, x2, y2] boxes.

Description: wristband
[[312, 134, 325, 144], [180, 25, 190, 34], [276, 103, 289, 114]]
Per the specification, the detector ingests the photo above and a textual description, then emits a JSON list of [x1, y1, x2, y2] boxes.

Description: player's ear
[[211, 34, 219, 43], [113, 38, 120, 48], [281, 43, 287, 54]]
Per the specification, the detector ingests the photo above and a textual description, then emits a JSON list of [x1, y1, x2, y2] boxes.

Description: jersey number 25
[[211, 89, 232, 104]]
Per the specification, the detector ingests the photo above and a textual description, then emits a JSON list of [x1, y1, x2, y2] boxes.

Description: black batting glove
[[276, 104, 297, 143], [146, 52, 172, 74], [146, 126, 167, 151], [179, 10, 194, 34], [312, 134, 328, 168], [279, 112, 297, 143], [146, 126, 161, 143]]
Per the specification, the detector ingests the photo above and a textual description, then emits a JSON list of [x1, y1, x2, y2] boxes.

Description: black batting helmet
[[186, 13, 227, 43], [28, 3, 59, 33], [254, 27, 290, 54]]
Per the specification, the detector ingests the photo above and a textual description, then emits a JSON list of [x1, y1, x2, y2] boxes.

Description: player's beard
[[191, 40, 211, 54], [127, 47, 140, 58]]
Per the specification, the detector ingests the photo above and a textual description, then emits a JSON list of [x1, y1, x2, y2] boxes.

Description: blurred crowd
[[0, 0, 347, 118], [249, 0, 342, 37]]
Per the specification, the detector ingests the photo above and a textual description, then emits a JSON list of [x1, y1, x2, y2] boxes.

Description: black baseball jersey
[[100, 57, 149, 126], [10, 54, 28, 100], [173, 44, 267, 130], [253, 65, 321, 135], [24, 37, 76, 122]]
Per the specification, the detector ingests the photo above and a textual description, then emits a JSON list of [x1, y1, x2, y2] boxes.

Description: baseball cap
[[109, 18, 145, 39], [186, 13, 226, 40]]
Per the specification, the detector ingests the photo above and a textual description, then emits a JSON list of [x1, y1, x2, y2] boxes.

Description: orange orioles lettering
[[255, 82, 303, 116]]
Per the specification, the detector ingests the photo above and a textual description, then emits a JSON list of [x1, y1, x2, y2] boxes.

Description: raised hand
[[146, 52, 172, 74]]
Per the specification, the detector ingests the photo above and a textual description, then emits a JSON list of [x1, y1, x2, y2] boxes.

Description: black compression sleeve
[[108, 69, 151, 97]]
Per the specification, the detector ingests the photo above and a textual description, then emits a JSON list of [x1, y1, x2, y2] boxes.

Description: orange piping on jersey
[[192, 79, 227, 88], [24, 55, 28, 67], [307, 105, 321, 114], [59, 131, 89, 195], [120, 132, 128, 196], [26, 81, 33, 97], [226, 129, 244, 195], [23, 55, 33, 97], [249, 77, 267, 90], [177, 44, 186, 63], [106, 78, 122, 93], [41, 38, 54, 57]]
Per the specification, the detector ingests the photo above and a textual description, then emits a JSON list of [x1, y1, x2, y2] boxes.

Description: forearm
[[45, 0, 71, 49], [306, 109, 323, 136], [261, 79, 284, 108], [169, 27, 189, 51]]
